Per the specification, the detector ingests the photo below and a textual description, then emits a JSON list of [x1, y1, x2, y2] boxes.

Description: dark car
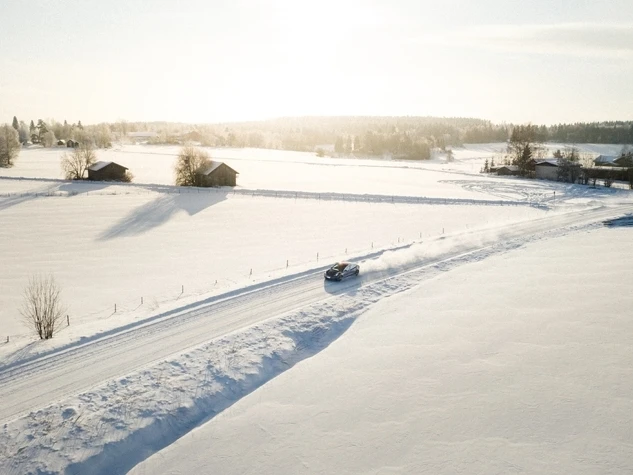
[[324, 262, 360, 281]]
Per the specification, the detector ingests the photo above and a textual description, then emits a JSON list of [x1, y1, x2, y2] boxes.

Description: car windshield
[[332, 263, 348, 271]]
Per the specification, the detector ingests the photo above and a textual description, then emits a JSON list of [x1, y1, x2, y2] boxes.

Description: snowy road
[[0, 204, 629, 424]]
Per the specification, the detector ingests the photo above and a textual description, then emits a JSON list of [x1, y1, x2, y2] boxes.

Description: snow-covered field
[[1, 142, 628, 195], [0, 143, 632, 474], [132, 225, 633, 475]]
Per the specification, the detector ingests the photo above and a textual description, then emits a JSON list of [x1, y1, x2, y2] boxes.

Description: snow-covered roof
[[88, 161, 112, 172], [595, 155, 617, 164], [535, 159, 559, 167], [497, 165, 519, 171], [198, 161, 238, 175], [87, 161, 128, 172]]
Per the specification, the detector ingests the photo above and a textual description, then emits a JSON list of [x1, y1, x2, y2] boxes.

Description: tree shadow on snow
[[0, 182, 60, 212], [97, 189, 229, 241], [57, 181, 111, 195]]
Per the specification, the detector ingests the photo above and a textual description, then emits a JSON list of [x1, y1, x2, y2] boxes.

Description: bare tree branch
[[174, 146, 211, 186], [20, 274, 66, 340], [61, 144, 97, 180]]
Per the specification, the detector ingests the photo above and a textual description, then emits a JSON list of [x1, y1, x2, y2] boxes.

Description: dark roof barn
[[196, 161, 238, 187], [87, 161, 129, 181]]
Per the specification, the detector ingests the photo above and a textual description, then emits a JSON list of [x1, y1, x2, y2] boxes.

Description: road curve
[[0, 204, 629, 423]]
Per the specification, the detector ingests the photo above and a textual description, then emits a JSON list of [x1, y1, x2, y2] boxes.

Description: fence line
[[0, 187, 541, 208], [3, 233, 442, 343]]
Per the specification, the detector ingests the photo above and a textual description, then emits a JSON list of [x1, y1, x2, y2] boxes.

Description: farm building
[[535, 159, 581, 182], [57, 139, 66, 146], [535, 160, 560, 181], [614, 154, 633, 167], [87, 161, 129, 181], [196, 161, 238, 187], [127, 131, 159, 143], [66, 139, 79, 148], [496, 165, 520, 176], [594, 155, 617, 166]]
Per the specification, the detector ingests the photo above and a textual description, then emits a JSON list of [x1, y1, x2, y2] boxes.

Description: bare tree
[[0, 124, 20, 167], [20, 274, 66, 340], [61, 144, 97, 180], [175, 146, 211, 186]]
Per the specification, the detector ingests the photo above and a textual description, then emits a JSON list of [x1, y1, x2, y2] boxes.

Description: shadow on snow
[[96, 190, 229, 240]]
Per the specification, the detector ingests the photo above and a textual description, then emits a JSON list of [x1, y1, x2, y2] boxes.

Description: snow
[[0, 181, 556, 344], [1, 142, 628, 197], [87, 161, 114, 172], [131, 225, 633, 475], [0, 143, 632, 474]]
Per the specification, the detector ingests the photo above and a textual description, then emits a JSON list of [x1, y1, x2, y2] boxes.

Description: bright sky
[[1, 0, 632, 125]]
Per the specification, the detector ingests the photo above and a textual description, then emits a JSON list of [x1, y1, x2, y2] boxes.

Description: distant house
[[127, 131, 158, 138], [614, 154, 633, 167], [66, 139, 79, 148], [535, 159, 581, 182], [127, 131, 159, 143], [496, 165, 520, 176], [594, 155, 617, 166], [87, 161, 129, 181], [535, 160, 560, 181], [57, 139, 66, 146], [196, 161, 238, 187]]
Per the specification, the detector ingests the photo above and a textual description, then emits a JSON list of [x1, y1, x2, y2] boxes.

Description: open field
[[0, 143, 632, 474]]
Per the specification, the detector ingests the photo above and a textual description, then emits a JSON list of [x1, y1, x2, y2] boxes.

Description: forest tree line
[[3, 115, 633, 165]]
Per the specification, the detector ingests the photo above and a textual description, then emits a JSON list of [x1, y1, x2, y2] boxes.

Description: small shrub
[[121, 170, 134, 183], [20, 274, 66, 340]]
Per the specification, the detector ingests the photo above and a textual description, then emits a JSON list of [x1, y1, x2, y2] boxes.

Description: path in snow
[[0, 203, 628, 425]]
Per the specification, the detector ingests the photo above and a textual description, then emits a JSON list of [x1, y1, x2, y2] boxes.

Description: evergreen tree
[[29, 120, 35, 133], [483, 158, 489, 173], [12, 116, 19, 130], [507, 124, 540, 176], [78, 120, 83, 130], [37, 119, 48, 136]]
